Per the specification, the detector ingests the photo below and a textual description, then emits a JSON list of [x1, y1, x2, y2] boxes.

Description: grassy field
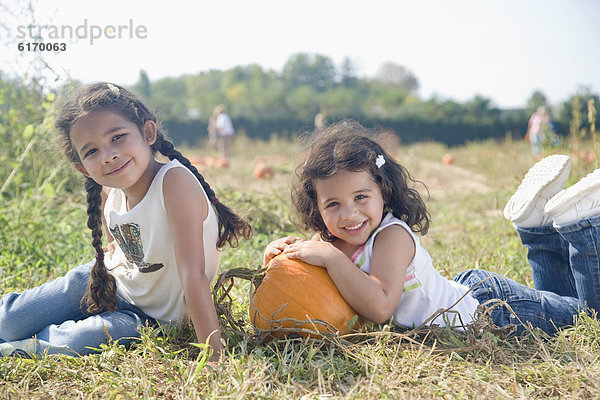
[[1, 131, 600, 399]]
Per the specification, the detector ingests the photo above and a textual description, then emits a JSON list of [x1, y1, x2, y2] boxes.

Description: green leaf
[[347, 314, 359, 330]]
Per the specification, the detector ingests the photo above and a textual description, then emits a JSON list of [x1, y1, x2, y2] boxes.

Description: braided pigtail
[[153, 133, 252, 248], [81, 177, 117, 313]]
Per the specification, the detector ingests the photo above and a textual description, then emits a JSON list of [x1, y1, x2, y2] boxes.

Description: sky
[[1, 0, 599, 109]]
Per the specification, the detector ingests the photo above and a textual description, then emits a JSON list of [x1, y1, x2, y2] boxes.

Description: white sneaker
[[503, 155, 571, 227], [545, 167, 600, 225], [0, 338, 37, 358]]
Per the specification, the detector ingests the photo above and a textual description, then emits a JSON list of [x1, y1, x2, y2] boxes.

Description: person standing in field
[[0, 83, 252, 359], [526, 106, 550, 157], [213, 104, 235, 160], [314, 113, 326, 133]]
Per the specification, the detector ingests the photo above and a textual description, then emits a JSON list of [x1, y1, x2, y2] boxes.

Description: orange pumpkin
[[441, 153, 455, 165], [253, 163, 275, 179], [203, 156, 216, 167], [587, 152, 597, 163], [214, 158, 229, 168], [250, 254, 363, 338]]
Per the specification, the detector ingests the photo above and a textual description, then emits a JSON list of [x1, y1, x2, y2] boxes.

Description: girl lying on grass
[[264, 120, 600, 335], [0, 83, 252, 359]]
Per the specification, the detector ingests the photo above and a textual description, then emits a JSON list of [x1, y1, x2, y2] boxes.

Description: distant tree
[[526, 90, 548, 115], [132, 70, 151, 100], [221, 66, 248, 92], [285, 84, 318, 121], [224, 82, 248, 109], [430, 99, 465, 122], [245, 66, 287, 118], [311, 55, 336, 91], [463, 95, 500, 124], [186, 70, 227, 118], [282, 53, 336, 92], [340, 57, 358, 88], [374, 62, 419, 94], [150, 78, 188, 119], [318, 87, 362, 116], [368, 63, 420, 115]]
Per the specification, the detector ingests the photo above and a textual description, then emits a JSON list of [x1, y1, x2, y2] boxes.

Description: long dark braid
[[153, 133, 252, 248], [82, 177, 117, 313]]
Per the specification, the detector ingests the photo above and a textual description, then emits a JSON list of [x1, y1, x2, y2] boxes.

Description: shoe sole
[[545, 168, 600, 216], [504, 155, 571, 222]]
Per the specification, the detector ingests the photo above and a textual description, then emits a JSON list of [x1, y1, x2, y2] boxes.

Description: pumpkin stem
[[211, 265, 267, 338]]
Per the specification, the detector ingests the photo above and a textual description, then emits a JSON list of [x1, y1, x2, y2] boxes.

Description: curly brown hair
[[291, 120, 430, 241], [55, 82, 252, 314]]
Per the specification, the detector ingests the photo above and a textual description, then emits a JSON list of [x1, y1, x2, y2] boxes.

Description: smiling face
[[315, 169, 385, 248], [69, 110, 158, 195]]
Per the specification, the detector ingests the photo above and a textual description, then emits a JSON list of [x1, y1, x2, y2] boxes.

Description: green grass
[[2, 133, 600, 398]]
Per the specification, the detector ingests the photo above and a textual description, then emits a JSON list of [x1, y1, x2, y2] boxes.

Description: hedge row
[[162, 115, 567, 147]]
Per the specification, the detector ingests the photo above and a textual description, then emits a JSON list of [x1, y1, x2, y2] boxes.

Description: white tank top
[[103, 159, 221, 323], [351, 213, 479, 328]]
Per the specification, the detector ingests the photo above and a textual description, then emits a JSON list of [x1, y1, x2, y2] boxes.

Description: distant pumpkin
[[189, 155, 205, 170], [253, 163, 275, 179], [250, 254, 363, 338], [587, 152, 597, 163], [214, 158, 229, 168], [203, 156, 217, 167], [441, 153, 455, 165]]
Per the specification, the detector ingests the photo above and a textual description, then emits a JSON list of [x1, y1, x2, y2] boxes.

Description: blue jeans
[[454, 215, 600, 336], [0, 261, 157, 356], [530, 132, 542, 155], [518, 215, 600, 312]]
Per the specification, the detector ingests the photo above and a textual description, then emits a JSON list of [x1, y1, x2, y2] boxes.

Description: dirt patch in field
[[197, 158, 295, 195], [412, 159, 492, 197], [202, 156, 492, 198]]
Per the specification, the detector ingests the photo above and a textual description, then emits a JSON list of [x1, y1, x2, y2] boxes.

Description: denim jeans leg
[[556, 215, 600, 313], [454, 269, 582, 336], [0, 260, 157, 356], [0, 261, 94, 342], [515, 224, 576, 297], [33, 296, 157, 356]]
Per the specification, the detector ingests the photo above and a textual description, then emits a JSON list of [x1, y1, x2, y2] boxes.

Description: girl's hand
[[263, 236, 301, 265], [283, 240, 341, 268], [102, 241, 117, 257]]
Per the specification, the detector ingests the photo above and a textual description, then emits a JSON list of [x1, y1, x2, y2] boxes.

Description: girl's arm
[[284, 225, 415, 324], [163, 168, 223, 361]]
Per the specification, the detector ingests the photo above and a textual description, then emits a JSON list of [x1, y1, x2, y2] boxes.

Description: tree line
[[1, 52, 598, 147], [128, 53, 597, 147]]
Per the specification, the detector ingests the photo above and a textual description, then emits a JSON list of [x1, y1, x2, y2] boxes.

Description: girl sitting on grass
[[0, 82, 252, 359], [264, 120, 599, 335]]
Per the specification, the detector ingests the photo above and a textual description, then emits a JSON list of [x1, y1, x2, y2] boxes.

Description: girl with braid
[[0, 82, 251, 360]]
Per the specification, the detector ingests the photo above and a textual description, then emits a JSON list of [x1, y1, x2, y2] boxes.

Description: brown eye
[[84, 148, 97, 158]]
